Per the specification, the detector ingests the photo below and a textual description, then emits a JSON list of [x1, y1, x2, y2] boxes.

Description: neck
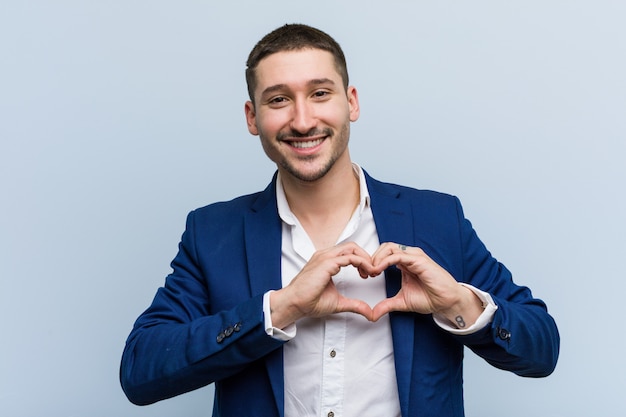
[[280, 155, 360, 249]]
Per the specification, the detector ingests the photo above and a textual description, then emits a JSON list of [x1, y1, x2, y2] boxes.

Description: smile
[[289, 138, 325, 149]]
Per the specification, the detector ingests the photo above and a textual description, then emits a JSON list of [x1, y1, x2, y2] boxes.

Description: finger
[[332, 241, 370, 258], [336, 296, 374, 321], [329, 246, 377, 276], [356, 264, 377, 279], [371, 295, 406, 322], [336, 242, 380, 277], [331, 253, 375, 275], [371, 245, 430, 274], [371, 242, 410, 263], [370, 241, 397, 259], [369, 252, 408, 275]]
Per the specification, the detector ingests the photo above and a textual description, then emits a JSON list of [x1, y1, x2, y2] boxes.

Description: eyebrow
[[260, 78, 337, 99]]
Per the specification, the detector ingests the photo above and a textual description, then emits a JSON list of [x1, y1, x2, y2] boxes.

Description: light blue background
[[1, 1, 625, 416]]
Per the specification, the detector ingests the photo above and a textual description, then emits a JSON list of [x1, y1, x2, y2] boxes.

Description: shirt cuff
[[433, 283, 498, 335], [263, 290, 297, 341]]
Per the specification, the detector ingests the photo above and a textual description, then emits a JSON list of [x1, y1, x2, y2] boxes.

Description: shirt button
[[329, 349, 336, 358], [328, 412, 334, 417]]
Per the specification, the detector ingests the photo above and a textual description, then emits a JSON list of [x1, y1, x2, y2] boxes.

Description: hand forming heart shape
[[269, 241, 483, 328]]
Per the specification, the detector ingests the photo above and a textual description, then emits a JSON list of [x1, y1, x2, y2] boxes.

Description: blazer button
[[224, 326, 234, 337], [216, 331, 226, 343], [233, 322, 242, 332], [497, 327, 511, 341]]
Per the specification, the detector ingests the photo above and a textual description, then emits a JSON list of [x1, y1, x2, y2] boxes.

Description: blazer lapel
[[245, 176, 282, 297], [244, 175, 285, 417], [366, 172, 416, 417]]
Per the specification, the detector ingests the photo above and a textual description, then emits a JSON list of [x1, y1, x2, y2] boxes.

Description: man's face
[[245, 48, 360, 183]]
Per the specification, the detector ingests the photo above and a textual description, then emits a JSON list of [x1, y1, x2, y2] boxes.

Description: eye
[[312, 90, 330, 99], [267, 96, 289, 108]]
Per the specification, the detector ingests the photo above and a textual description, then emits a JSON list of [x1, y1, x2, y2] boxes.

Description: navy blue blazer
[[120, 171, 559, 417]]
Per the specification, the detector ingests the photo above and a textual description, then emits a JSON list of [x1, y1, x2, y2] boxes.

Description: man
[[120, 24, 559, 417]]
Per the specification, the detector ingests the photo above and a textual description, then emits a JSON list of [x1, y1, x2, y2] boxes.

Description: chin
[[283, 162, 334, 182]]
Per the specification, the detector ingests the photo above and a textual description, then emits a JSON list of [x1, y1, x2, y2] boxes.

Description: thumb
[[371, 295, 405, 322], [337, 296, 374, 321]]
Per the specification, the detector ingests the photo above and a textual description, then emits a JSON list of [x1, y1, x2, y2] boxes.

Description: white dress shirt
[[263, 164, 497, 417]]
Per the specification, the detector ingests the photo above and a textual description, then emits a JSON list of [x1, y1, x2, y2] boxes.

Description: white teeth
[[291, 139, 323, 149]]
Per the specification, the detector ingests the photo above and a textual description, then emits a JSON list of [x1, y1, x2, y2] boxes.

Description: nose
[[290, 99, 316, 134]]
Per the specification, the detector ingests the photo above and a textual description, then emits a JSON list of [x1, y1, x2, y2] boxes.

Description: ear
[[244, 101, 259, 135], [347, 86, 360, 122]]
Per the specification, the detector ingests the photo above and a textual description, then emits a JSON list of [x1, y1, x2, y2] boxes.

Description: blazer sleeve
[[119, 208, 284, 405], [450, 196, 560, 377]]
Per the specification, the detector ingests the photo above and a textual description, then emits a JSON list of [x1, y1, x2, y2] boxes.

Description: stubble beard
[[275, 123, 350, 182]]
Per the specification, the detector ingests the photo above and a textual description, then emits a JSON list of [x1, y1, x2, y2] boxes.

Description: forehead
[[254, 49, 342, 94]]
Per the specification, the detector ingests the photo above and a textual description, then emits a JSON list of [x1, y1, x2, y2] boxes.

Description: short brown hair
[[245, 24, 349, 103]]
